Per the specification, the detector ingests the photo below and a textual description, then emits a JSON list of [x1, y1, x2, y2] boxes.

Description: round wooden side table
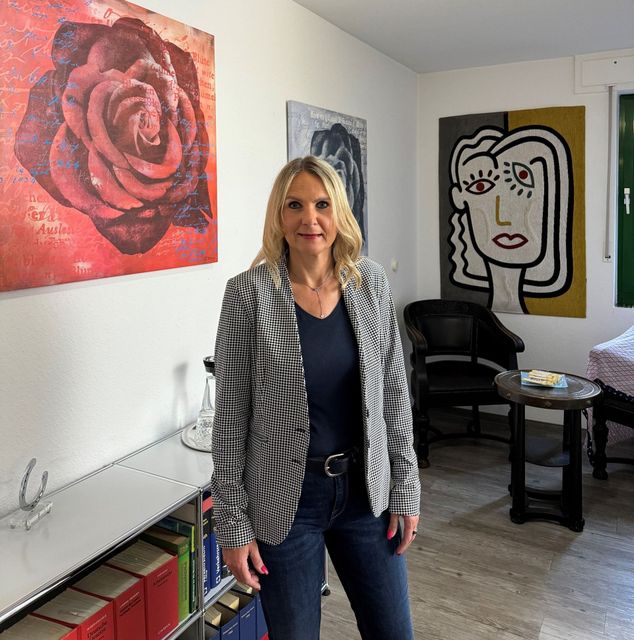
[[494, 370, 602, 532]]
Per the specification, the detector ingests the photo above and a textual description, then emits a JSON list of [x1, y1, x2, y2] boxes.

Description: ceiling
[[292, 0, 634, 73]]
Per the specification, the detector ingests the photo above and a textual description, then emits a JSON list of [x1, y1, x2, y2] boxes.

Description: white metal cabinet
[[0, 430, 234, 639]]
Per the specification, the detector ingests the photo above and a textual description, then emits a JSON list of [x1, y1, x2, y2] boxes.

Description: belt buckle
[[324, 452, 345, 477]]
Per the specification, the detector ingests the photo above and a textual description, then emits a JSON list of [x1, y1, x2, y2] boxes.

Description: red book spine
[[107, 554, 179, 640], [115, 581, 147, 640], [79, 604, 115, 640], [144, 556, 179, 640], [72, 582, 146, 640]]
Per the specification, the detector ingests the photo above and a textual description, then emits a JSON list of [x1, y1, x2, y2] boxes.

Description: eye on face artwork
[[0, 0, 217, 291], [439, 107, 586, 317]]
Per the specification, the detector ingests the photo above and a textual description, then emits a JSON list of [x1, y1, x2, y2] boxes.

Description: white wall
[[0, 0, 419, 517], [418, 57, 634, 420]]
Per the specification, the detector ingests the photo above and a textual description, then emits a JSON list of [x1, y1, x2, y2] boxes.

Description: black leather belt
[[306, 448, 359, 477]]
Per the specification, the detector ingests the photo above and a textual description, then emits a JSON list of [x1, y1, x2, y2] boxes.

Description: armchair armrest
[[481, 306, 525, 354], [405, 322, 428, 356], [404, 303, 429, 363]]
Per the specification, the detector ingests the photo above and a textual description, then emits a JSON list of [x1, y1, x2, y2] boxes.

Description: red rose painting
[[0, 0, 217, 290]]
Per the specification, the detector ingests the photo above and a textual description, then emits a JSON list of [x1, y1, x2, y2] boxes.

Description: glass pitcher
[[194, 356, 215, 448]]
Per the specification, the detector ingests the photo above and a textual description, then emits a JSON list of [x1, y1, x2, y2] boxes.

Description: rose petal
[[165, 39, 203, 111], [113, 166, 172, 202], [113, 18, 177, 79], [126, 58, 179, 123], [165, 173, 198, 204], [51, 22, 111, 83], [108, 79, 162, 131], [134, 125, 162, 157], [112, 95, 161, 143], [124, 119, 182, 179], [161, 201, 209, 230], [107, 81, 163, 158], [162, 140, 201, 204], [49, 124, 124, 220], [63, 64, 126, 145], [86, 80, 129, 168], [88, 147, 144, 210], [86, 23, 154, 73], [111, 99, 150, 155], [14, 70, 71, 207], [91, 209, 172, 255], [113, 105, 161, 158], [176, 88, 197, 150]]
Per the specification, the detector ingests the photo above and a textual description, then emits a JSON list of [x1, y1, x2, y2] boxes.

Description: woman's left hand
[[387, 513, 419, 555]]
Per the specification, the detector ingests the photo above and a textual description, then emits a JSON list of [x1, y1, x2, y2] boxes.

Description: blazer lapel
[[277, 257, 311, 427], [342, 279, 368, 391]]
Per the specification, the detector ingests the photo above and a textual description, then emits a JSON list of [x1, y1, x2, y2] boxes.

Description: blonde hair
[[251, 156, 363, 288]]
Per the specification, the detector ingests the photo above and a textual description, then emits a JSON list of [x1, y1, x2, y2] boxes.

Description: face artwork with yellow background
[[439, 106, 585, 317]]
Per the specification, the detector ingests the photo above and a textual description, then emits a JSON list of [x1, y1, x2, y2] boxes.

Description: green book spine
[[158, 516, 197, 612], [141, 528, 190, 621]]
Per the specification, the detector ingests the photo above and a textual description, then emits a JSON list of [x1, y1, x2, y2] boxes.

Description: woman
[[211, 156, 420, 639]]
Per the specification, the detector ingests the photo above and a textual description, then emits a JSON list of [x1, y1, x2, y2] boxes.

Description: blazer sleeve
[[379, 270, 421, 515], [211, 277, 256, 548]]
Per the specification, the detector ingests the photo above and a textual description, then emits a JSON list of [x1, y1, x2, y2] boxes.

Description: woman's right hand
[[222, 540, 268, 591]]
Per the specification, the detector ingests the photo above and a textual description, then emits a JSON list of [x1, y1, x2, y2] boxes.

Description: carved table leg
[[592, 408, 609, 480]]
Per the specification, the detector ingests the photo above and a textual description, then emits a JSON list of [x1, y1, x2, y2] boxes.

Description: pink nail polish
[[261, 564, 269, 575], [387, 530, 395, 540]]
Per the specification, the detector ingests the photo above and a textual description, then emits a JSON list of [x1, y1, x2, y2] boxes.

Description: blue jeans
[[257, 465, 415, 640]]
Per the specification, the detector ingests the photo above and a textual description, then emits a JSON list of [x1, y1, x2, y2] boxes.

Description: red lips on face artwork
[[492, 233, 528, 249]]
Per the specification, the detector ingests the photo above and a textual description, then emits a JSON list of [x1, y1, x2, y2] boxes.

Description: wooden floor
[[320, 410, 634, 639]]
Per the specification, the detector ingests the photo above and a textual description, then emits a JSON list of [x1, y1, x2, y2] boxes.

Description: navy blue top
[[295, 297, 364, 457]]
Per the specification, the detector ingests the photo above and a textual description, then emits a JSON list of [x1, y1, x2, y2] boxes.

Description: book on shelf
[[203, 605, 222, 640], [213, 603, 240, 640], [32, 588, 114, 640], [230, 590, 257, 640], [219, 544, 231, 579], [255, 593, 269, 640], [217, 592, 239, 612], [205, 496, 222, 589], [71, 565, 146, 640], [159, 507, 199, 609], [105, 540, 178, 640], [141, 525, 190, 621], [203, 491, 221, 589], [203, 623, 220, 640], [232, 584, 267, 640], [200, 498, 211, 594], [0, 615, 79, 639], [231, 581, 254, 595], [203, 605, 222, 628]]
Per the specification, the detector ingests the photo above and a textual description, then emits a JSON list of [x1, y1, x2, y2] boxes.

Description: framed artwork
[[0, 0, 217, 291], [439, 106, 586, 317], [287, 100, 368, 253]]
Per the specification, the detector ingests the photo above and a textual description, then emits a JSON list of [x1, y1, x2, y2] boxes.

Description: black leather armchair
[[404, 299, 525, 467]]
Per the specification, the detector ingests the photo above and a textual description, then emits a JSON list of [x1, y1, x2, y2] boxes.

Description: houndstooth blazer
[[210, 256, 421, 548]]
